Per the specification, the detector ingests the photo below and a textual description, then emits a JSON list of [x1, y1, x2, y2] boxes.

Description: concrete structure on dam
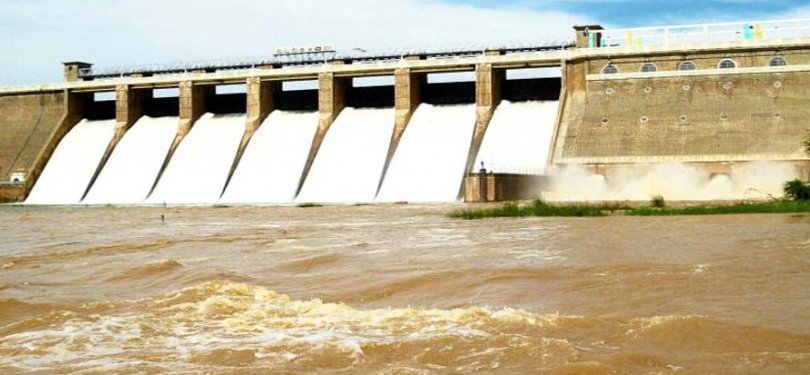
[[1, 18, 809, 203]]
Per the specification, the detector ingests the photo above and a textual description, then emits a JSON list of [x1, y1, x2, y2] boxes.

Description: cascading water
[[26, 119, 116, 205], [474, 100, 559, 174], [147, 113, 245, 205], [220, 111, 318, 204], [296, 107, 394, 203], [83, 116, 178, 204], [376, 104, 476, 203]]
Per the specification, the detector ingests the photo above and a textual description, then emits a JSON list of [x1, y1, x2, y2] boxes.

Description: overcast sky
[[1, 0, 808, 85]]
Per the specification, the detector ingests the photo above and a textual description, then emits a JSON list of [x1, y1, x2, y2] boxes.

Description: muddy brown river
[[1, 204, 809, 374]]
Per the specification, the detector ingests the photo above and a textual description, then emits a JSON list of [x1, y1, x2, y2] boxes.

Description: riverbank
[[450, 199, 810, 219]]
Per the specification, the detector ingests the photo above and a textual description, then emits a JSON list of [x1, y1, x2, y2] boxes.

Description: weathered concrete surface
[[464, 64, 504, 174], [553, 48, 810, 166], [296, 73, 349, 195], [0, 184, 25, 203], [0, 92, 66, 183], [464, 173, 546, 202]]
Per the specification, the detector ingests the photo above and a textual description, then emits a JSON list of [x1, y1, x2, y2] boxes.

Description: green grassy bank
[[450, 199, 810, 220]]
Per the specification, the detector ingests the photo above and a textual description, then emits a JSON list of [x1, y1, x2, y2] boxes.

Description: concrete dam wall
[[4, 69, 561, 204], [2, 19, 810, 204]]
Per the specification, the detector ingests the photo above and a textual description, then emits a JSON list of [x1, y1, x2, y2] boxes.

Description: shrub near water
[[783, 179, 810, 201]]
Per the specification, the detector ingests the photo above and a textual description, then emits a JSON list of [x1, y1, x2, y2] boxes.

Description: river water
[[0, 205, 808, 374]]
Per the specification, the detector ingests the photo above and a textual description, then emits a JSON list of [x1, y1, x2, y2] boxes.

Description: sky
[[1, 0, 808, 85]]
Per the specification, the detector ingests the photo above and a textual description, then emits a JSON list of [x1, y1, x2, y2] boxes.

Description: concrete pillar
[[221, 77, 278, 196], [376, 68, 424, 194], [62, 62, 92, 82], [246, 77, 276, 132], [26, 91, 88, 197], [178, 81, 211, 135], [464, 64, 504, 174], [296, 72, 349, 196], [548, 61, 586, 166], [116, 85, 149, 129]]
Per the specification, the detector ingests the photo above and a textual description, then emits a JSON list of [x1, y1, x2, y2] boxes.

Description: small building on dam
[[1, 19, 809, 204]]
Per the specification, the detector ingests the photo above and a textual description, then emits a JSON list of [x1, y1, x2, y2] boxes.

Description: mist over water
[[83, 116, 178, 204], [26, 119, 116, 205], [542, 162, 800, 202], [147, 113, 246, 205], [474, 100, 558, 174], [377, 104, 476, 202], [297, 107, 394, 203], [221, 110, 318, 204]]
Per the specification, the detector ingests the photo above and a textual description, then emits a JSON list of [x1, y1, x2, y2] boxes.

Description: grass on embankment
[[449, 200, 625, 219], [450, 199, 810, 220], [626, 200, 810, 216]]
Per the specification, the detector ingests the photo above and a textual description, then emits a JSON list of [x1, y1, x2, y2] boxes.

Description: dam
[[2, 18, 810, 204]]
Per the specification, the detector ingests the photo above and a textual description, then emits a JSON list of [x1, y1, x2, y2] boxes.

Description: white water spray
[[542, 162, 800, 202], [296, 107, 394, 203], [474, 100, 559, 174], [376, 103, 476, 203], [26, 119, 116, 205], [83, 116, 178, 204], [220, 110, 318, 204], [147, 113, 245, 205]]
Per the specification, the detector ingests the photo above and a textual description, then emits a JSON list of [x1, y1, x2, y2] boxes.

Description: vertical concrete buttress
[[149, 81, 211, 196], [221, 77, 278, 196], [82, 85, 149, 199], [546, 61, 568, 167], [464, 63, 504, 174], [295, 72, 348, 197], [548, 60, 587, 166], [376, 68, 424, 195]]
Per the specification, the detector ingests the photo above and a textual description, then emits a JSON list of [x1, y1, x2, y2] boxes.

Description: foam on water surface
[[83, 116, 178, 204], [147, 113, 245, 205], [26, 119, 116, 205], [221, 110, 318, 204]]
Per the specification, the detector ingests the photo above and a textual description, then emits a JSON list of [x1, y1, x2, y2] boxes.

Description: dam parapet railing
[[585, 18, 810, 50]]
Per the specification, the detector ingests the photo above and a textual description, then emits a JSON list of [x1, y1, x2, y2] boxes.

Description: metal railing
[[79, 38, 574, 79], [588, 18, 810, 50]]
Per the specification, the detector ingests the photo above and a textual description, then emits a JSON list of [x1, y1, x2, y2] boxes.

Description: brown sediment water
[[0, 204, 809, 374]]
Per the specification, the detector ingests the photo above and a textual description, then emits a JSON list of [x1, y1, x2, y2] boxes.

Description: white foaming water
[[296, 107, 394, 203], [26, 119, 116, 205], [543, 162, 800, 202], [377, 103, 476, 202], [147, 113, 245, 205], [221, 111, 318, 204], [83, 116, 178, 204], [474, 100, 559, 174]]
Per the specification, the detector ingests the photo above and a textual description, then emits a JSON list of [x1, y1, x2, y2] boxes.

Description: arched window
[[769, 56, 788, 67], [640, 63, 657, 73], [718, 59, 737, 69], [678, 61, 696, 71], [602, 64, 619, 74]]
